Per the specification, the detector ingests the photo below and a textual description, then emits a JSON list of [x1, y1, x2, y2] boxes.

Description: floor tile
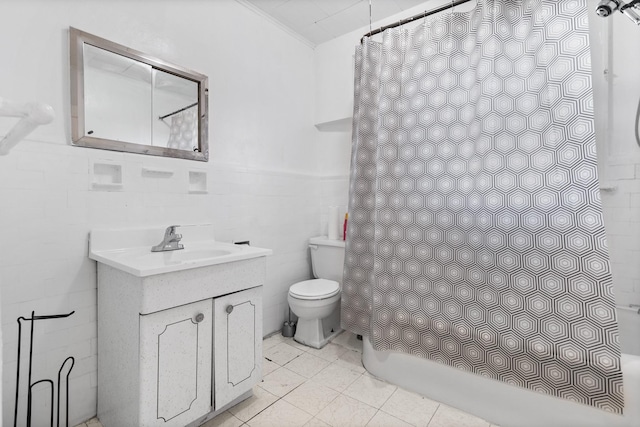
[[227, 387, 279, 422], [343, 374, 397, 408], [285, 352, 332, 378], [331, 331, 363, 352], [246, 399, 312, 427], [262, 334, 285, 350], [367, 410, 413, 427], [316, 394, 377, 427], [307, 342, 348, 362], [259, 366, 306, 397], [283, 337, 311, 352], [283, 380, 340, 416], [312, 362, 362, 392], [427, 405, 491, 427], [262, 358, 279, 376], [333, 348, 366, 373], [304, 418, 331, 427], [73, 419, 101, 427], [84, 337, 494, 427], [362, 369, 378, 379], [380, 388, 439, 427], [263, 341, 304, 366], [202, 411, 244, 427]]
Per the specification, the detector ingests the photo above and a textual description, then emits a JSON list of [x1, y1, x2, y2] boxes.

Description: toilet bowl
[[288, 279, 340, 348], [288, 237, 345, 349]]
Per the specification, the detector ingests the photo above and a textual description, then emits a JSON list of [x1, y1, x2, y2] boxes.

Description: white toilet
[[288, 236, 345, 349]]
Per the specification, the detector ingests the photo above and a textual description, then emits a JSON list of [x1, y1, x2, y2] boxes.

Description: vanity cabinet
[[139, 299, 213, 426], [214, 287, 262, 410], [96, 256, 267, 427]]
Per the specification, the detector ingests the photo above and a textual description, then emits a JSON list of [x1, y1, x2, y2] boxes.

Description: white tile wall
[[0, 148, 344, 425], [0, 1, 349, 425], [7, 1, 638, 426], [590, 13, 640, 308]]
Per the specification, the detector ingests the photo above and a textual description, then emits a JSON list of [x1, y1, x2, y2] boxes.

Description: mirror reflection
[[70, 28, 209, 161], [84, 44, 153, 145], [154, 69, 199, 152]]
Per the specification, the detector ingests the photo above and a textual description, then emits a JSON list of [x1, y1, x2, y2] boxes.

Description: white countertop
[[89, 225, 272, 277]]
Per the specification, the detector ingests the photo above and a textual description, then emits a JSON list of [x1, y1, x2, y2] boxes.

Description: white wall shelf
[[141, 167, 174, 177], [314, 117, 352, 132], [189, 171, 207, 194], [91, 160, 123, 190]]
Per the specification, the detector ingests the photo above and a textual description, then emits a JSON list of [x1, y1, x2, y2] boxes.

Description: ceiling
[[242, 0, 433, 46]]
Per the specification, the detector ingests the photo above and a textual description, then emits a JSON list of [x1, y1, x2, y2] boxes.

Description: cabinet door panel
[[214, 286, 262, 410], [140, 299, 212, 426]]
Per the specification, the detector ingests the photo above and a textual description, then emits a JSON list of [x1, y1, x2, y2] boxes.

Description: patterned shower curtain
[[166, 105, 198, 151], [342, 0, 624, 413]]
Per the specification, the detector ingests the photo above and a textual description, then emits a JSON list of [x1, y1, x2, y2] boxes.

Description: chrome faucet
[[151, 225, 184, 252]]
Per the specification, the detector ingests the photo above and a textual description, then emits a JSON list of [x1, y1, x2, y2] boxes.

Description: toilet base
[[294, 319, 343, 349]]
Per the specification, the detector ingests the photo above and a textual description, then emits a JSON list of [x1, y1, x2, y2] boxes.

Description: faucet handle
[[151, 225, 184, 252], [165, 225, 180, 235]]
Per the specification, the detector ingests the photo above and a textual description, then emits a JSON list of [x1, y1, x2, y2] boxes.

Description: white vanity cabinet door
[[213, 286, 263, 410], [139, 299, 212, 427]]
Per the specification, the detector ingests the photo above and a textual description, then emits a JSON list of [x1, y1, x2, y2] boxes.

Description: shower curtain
[[342, 0, 624, 413], [166, 106, 198, 151]]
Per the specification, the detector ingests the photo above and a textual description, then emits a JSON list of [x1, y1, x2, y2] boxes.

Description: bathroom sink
[[141, 247, 234, 262], [89, 226, 272, 277]]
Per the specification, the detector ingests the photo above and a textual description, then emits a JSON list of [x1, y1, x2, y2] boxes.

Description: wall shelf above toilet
[[314, 117, 351, 132]]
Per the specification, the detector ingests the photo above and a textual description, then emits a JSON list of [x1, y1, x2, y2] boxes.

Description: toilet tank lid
[[310, 236, 345, 248], [290, 279, 339, 298]]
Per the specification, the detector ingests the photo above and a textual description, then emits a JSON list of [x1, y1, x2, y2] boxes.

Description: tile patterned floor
[[75, 332, 498, 427]]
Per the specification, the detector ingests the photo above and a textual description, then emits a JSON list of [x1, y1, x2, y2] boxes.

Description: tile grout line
[[329, 336, 420, 427], [376, 386, 399, 416], [425, 402, 442, 427], [260, 335, 371, 426], [79, 333, 491, 427], [251, 353, 322, 425], [256, 365, 339, 426], [237, 334, 491, 427], [246, 385, 281, 425], [232, 334, 421, 427]]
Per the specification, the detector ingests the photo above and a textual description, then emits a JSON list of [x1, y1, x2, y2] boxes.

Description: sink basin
[[144, 248, 234, 262], [89, 226, 272, 277]]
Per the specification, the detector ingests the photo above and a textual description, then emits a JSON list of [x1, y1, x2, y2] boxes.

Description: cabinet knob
[[194, 313, 205, 323], [226, 305, 234, 314]]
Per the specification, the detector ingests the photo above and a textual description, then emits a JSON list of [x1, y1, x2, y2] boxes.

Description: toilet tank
[[309, 236, 345, 284]]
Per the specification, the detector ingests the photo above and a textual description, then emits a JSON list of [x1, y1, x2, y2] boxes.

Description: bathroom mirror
[[70, 27, 209, 161]]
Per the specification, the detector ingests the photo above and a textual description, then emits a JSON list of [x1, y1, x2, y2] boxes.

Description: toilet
[[288, 236, 345, 349]]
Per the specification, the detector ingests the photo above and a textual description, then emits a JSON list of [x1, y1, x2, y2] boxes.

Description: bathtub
[[362, 312, 640, 427]]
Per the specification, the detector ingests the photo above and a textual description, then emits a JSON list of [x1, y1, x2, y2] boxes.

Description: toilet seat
[[289, 279, 340, 300]]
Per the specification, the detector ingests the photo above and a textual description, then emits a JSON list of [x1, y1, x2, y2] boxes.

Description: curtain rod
[[159, 102, 197, 120], [361, 0, 474, 43]]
